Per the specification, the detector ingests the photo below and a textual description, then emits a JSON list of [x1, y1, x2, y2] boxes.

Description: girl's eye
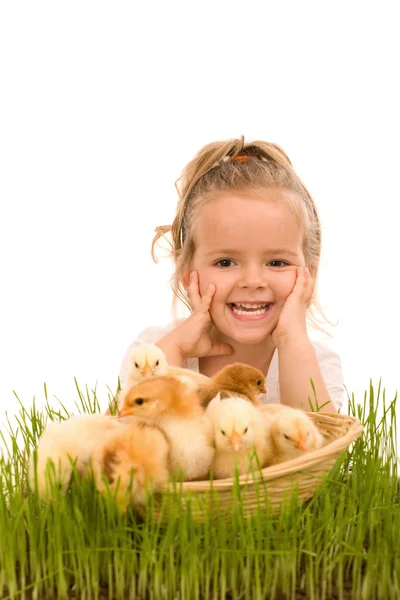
[[215, 259, 235, 268], [268, 260, 289, 267]]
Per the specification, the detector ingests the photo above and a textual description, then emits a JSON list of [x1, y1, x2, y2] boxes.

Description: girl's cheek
[[197, 267, 225, 297], [276, 269, 297, 299]]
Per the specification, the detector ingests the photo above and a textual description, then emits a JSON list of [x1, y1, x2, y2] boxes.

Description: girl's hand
[[172, 271, 233, 358], [271, 266, 314, 348]]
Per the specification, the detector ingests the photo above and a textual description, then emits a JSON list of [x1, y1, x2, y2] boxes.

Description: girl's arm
[[277, 335, 338, 413], [156, 333, 185, 367]]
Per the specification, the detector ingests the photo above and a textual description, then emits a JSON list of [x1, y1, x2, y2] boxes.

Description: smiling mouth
[[228, 302, 271, 316]]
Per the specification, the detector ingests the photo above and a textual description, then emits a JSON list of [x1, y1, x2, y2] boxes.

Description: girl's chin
[[212, 321, 276, 346]]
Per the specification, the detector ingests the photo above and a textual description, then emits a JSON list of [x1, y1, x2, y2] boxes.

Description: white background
[[1, 2, 399, 452]]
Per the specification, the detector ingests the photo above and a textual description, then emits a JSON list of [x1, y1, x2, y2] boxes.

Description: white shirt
[[119, 320, 345, 411]]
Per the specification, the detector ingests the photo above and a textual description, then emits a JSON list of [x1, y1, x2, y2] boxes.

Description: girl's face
[[187, 190, 306, 346]]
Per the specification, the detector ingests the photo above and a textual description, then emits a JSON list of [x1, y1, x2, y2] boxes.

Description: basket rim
[[161, 412, 363, 492]]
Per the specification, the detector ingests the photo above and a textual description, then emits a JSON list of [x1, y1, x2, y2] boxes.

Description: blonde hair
[[152, 136, 334, 333]]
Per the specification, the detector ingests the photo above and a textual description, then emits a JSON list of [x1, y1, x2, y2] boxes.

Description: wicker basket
[[150, 412, 363, 522]]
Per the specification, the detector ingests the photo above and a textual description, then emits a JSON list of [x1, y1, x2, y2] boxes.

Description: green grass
[[0, 382, 399, 600]]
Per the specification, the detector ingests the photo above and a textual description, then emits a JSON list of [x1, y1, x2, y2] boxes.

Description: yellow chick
[[117, 343, 211, 409], [29, 414, 123, 501], [119, 375, 215, 481], [197, 363, 266, 407], [266, 406, 325, 464], [126, 343, 168, 383], [205, 393, 273, 479], [257, 404, 286, 416], [92, 417, 170, 513]]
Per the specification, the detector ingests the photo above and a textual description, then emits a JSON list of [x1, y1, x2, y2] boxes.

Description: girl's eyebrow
[[204, 248, 299, 257], [268, 248, 299, 257], [204, 248, 240, 257]]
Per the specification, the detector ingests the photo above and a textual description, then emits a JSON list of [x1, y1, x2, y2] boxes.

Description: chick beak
[[260, 383, 267, 394], [118, 409, 129, 418], [229, 430, 242, 451], [141, 363, 153, 377], [295, 437, 307, 451]]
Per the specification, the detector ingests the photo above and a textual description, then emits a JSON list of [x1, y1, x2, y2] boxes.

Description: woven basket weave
[[149, 412, 363, 522]]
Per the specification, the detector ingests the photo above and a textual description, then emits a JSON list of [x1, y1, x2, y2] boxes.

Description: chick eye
[[283, 434, 291, 440], [221, 430, 226, 436], [256, 379, 262, 386], [155, 360, 159, 366], [134, 362, 139, 368], [243, 427, 248, 434], [135, 398, 145, 405]]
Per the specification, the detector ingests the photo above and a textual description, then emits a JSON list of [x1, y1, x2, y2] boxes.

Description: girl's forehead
[[194, 192, 303, 253]]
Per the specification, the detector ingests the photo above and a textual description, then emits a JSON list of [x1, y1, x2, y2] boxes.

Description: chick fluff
[[119, 375, 215, 481], [197, 363, 266, 407], [117, 343, 210, 409], [92, 417, 170, 513], [205, 393, 273, 479], [259, 405, 325, 464], [29, 414, 123, 501]]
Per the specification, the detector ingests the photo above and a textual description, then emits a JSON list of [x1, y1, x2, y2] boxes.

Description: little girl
[[119, 138, 344, 413]]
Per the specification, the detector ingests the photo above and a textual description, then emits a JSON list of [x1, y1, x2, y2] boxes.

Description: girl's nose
[[238, 265, 268, 290]]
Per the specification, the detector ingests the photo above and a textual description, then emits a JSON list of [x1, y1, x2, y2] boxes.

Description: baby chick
[[205, 393, 273, 479], [125, 343, 168, 384], [29, 414, 123, 501], [266, 406, 325, 464], [197, 363, 266, 407], [119, 375, 215, 481], [257, 404, 287, 416], [92, 417, 170, 513], [118, 343, 210, 408]]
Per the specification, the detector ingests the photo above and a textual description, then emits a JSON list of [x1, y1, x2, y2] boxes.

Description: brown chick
[[119, 376, 215, 481], [92, 417, 170, 513], [197, 363, 266, 407], [266, 405, 325, 465], [111, 343, 211, 414]]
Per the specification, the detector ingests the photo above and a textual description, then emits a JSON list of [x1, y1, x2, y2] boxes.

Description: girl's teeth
[[237, 303, 267, 309], [231, 304, 269, 316]]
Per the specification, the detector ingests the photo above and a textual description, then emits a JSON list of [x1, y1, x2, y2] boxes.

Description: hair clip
[[234, 155, 249, 163]]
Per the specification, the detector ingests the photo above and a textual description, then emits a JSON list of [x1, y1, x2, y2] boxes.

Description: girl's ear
[[181, 270, 190, 290]]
